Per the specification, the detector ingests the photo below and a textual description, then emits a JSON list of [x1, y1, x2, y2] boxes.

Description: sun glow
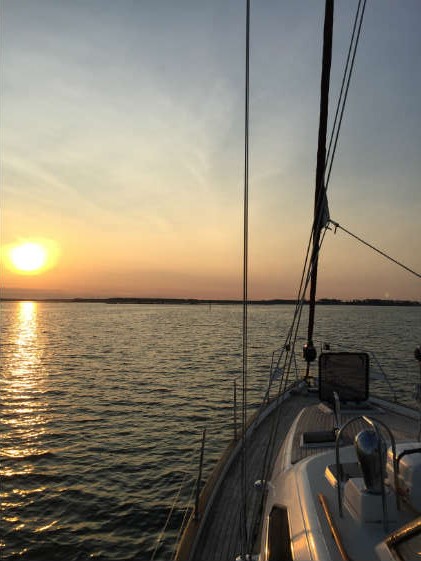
[[4, 240, 59, 275], [11, 243, 47, 272]]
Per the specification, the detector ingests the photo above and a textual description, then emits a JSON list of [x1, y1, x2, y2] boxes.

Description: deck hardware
[[385, 516, 421, 549], [355, 429, 387, 494], [303, 340, 317, 363], [333, 391, 342, 429], [335, 415, 398, 532]]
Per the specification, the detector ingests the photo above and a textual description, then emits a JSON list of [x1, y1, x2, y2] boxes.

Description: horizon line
[[1, 297, 420, 306]]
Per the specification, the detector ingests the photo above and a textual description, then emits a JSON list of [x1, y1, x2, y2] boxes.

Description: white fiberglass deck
[[176, 389, 418, 561]]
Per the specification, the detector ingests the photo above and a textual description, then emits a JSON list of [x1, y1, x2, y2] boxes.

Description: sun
[[10, 243, 47, 272], [4, 241, 58, 275]]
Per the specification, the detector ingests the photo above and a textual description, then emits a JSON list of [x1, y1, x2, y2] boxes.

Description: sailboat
[[175, 1, 421, 560]]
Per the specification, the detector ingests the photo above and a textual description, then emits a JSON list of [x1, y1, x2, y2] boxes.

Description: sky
[[1, 0, 420, 300]]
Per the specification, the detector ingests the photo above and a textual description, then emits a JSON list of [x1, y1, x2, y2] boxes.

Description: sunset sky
[[1, 1, 420, 300]]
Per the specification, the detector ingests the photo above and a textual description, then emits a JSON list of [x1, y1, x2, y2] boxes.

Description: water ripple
[[1, 302, 420, 560]]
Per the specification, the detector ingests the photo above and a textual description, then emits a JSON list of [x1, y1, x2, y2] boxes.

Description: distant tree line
[[1, 297, 419, 306]]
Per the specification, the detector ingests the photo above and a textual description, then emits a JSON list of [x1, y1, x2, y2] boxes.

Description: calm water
[[1, 302, 420, 560]]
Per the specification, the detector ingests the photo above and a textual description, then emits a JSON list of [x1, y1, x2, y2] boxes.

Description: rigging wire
[[304, 0, 366, 287], [151, 447, 198, 561], [278, 0, 367, 370], [325, 0, 363, 169], [325, 0, 367, 190], [240, 0, 251, 555], [307, 0, 334, 361], [252, 1, 369, 535], [253, 0, 419, 548], [263, 0, 415, 492], [250, 227, 330, 551], [329, 220, 421, 280], [172, 473, 198, 560], [264, 0, 413, 497]]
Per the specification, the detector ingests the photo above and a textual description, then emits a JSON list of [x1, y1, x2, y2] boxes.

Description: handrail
[[335, 415, 399, 533], [318, 493, 352, 561]]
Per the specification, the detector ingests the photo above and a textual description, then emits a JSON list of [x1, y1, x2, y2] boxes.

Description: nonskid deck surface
[[291, 401, 417, 464], [188, 393, 417, 561]]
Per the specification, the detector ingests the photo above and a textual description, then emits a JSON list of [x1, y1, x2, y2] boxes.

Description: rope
[[330, 220, 421, 280], [240, 0, 251, 555]]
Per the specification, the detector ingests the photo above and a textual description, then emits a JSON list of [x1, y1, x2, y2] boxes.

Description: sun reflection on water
[[1, 301, 53, 551], [8, 302, 43, 380], [1, 302, 50, 460]]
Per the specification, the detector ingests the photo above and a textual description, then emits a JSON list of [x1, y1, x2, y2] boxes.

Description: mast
[[305, 0, 334, 373]]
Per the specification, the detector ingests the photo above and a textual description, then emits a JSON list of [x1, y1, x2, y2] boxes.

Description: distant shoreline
[[0, 297, 420, 306]]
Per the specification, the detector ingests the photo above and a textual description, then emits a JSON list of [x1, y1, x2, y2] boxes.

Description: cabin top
[[261, 392, 421, 561]]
